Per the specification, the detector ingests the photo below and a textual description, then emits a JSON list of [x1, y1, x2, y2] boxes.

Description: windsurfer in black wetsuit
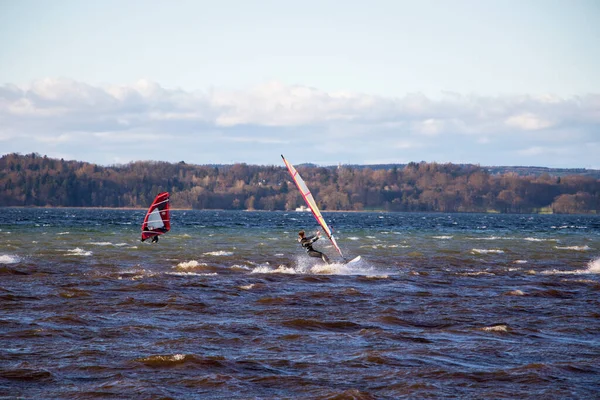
[[298, 230, 330, 264]]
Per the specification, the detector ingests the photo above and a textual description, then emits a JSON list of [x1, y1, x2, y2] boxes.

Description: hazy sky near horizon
[[1, 0, 599, 168]]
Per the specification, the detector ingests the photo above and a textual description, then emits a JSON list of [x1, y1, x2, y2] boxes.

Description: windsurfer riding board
[[298, 229, 330, 264]]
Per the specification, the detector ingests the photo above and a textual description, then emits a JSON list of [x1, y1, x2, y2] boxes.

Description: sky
[[1, 0, 599, 168]]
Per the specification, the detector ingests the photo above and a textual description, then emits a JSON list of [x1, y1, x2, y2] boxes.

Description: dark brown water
[[1, 209, 599, 399]]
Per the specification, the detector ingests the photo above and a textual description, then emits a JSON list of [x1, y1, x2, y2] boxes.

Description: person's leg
[[308, 250, 329, 264]]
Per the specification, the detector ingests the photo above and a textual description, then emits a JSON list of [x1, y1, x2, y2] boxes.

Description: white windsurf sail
[[281, 155, 344, 259]]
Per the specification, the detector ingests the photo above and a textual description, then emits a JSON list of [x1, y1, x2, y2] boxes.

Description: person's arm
[[301, 235, 315, 243], [308, 231, 320, 244]]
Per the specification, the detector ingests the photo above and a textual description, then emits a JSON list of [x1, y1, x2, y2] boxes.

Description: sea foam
[[541, 257, 600, 275], [554, 245, 591, 251], [203, 251, 234, 256], [90, 242, 128, 247], [481, 324, 509, 332], [251, 256, 381, 276], [66, 248, 92, 256], [471, 249, 504, 254], [176, 260, 207, 269], [166, 271, 217, 277], [0, 254, 19, 264], [251, 265, 298, 274], [587, 257, 600, 273], [524, 237, 557, 242]]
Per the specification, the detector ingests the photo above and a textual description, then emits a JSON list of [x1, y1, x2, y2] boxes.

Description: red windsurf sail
[[141, 192, 171, 242]]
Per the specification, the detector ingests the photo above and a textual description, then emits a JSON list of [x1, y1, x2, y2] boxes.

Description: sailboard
[[346, 255, 361, 264], [281, 155, 344, 259], [141, 192, 171, 242]]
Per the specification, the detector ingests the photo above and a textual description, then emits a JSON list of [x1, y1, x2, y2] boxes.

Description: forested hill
[[1, 153, 599, 214], [346, 163, 600, 178]]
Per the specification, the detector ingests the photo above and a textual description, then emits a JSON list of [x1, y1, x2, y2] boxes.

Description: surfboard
[[345, 255, 361, 264]]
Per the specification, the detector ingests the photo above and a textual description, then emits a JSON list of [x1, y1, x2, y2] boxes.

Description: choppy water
[[1, 208, 599, 399]]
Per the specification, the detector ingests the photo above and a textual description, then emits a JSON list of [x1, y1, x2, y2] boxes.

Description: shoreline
[[0, 205, 193, 211], [1, 205, 597, 215]]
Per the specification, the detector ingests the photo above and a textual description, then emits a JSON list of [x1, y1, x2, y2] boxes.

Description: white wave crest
[[433, 236, 453, 240], [363, 244, 408, 249], [67, 248, 92, 256], [239, 284, 255, 290], [203, 251, 234, 256], [471, 249, 504, 254], [565, 279, 598, 285], [541, 258, 600, 275], [365, 275, 389, 279], [176, 260, 208, 269], [588, 258, 600, 273], [513, 260, 528, 264], [251, 256, 381, 276], [251, 265, 298, 274], [310, 263, 352, 275], [524, 237, 557, 242], [118, 268, 157, 280], [554, 245, 591, 251], [0, 254, 19, 264], [481, 324, 509, 332], [143, 354, 185, 362], [90, 241, 129, 247], [459, 271, 495, 276], [473, 236, 520, 241], [166, 271, 217, 277]]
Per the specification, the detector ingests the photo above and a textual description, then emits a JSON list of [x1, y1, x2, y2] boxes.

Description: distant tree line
[[1, 153, 599, 214]]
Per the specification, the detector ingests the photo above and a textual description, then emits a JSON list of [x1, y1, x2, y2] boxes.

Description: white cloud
[[505, 112, 555, 130], [224, 136, 288, 145], [92, 131, 167, 143], [37, 133, 73, 143], [394, 140, 422, 149], [516, 145, 575, 160], [517, 146, 546, 156], [416, 119, 444, 136], [0, 78, 598, 167], [2, 78, 595, 131]]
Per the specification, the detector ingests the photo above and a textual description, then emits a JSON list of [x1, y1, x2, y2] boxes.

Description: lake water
[[1, 208, 599, 399]]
